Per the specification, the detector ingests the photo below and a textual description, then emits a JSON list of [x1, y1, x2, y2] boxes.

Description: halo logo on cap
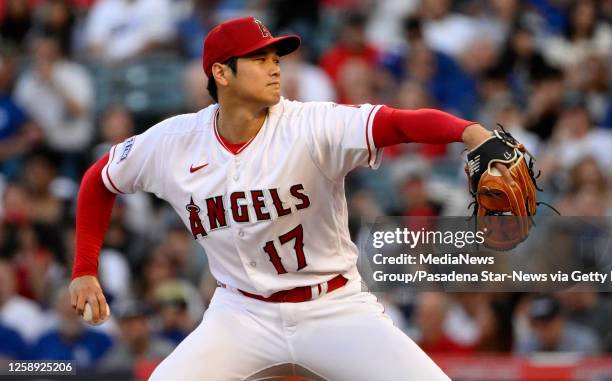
[[254, 19, 272, 38]]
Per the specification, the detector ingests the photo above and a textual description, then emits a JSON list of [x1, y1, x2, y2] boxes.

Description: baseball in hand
[[82, 302, 110, 324]]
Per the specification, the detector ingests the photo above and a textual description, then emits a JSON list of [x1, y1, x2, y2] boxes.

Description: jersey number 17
[[262, 224, 307, 274]]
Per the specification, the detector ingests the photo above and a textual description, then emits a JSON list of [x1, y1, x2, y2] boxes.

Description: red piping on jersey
[[372, 106, 476, 147], [213, 108, 257, 155], [72, 153, 117, 279], [105, 145, 125, 194], [364, 106, 377, 168]]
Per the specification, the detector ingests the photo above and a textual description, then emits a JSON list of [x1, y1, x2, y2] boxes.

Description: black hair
[[346, 12, 367, 28], [403, 16, 422, 39], [206, 57, 238, 103], [565, 0, 597, 41], [24, 146, 61, 170], [531, 63, 563, 84], [482, 65, 508, 82]]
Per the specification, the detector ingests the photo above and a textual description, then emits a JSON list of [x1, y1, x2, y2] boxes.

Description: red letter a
[[186, 197, 207, 239]]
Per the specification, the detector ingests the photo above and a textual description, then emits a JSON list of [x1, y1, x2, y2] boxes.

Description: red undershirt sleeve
[[372, 105, 477, 148], [72, 153, 117, 279]]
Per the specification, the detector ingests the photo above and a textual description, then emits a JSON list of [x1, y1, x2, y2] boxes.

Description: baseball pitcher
[[70, 17, 520, 380]]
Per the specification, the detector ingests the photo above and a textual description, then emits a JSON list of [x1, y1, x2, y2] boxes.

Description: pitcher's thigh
[[294, 308, 450, 380], [149, 306, 289, 381]]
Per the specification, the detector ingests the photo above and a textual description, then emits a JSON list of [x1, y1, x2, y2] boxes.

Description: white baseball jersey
[[102, 98, 383, 296]]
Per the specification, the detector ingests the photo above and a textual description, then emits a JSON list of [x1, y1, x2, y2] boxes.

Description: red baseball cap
[[202, 17, 301, 77]]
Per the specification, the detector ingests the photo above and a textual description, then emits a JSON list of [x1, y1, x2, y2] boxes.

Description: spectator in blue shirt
[[33, 288, 112, 369], [0, 323, 28, 360], [0, 48, 42, 180]]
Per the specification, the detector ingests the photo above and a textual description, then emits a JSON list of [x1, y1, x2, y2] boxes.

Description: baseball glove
[[465, 126, 548, 250]]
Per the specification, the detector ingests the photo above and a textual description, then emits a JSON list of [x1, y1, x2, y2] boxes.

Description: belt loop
[[320, 281, 328, 296], [310, 284, 319, 299]]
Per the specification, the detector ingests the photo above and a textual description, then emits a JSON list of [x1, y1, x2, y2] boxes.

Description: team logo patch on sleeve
[[118, 136, 135, 163]]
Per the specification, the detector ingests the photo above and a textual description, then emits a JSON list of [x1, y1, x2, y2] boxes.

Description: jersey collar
[[212, 99, 283, 156]]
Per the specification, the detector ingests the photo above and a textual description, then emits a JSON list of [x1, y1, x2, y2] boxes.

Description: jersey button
[[233, 173, 240, 181], [238, 230, 245, 237], [249, 261, 256, 267]]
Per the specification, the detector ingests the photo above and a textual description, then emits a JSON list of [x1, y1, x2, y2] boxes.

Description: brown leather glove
[[465, 128, 539, 250]]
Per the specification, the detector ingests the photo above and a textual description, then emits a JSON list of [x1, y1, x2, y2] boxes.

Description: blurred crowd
[[1, 0, 611, 378]]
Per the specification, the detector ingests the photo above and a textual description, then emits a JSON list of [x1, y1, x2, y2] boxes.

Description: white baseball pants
[[148, 280, 451, 381]]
